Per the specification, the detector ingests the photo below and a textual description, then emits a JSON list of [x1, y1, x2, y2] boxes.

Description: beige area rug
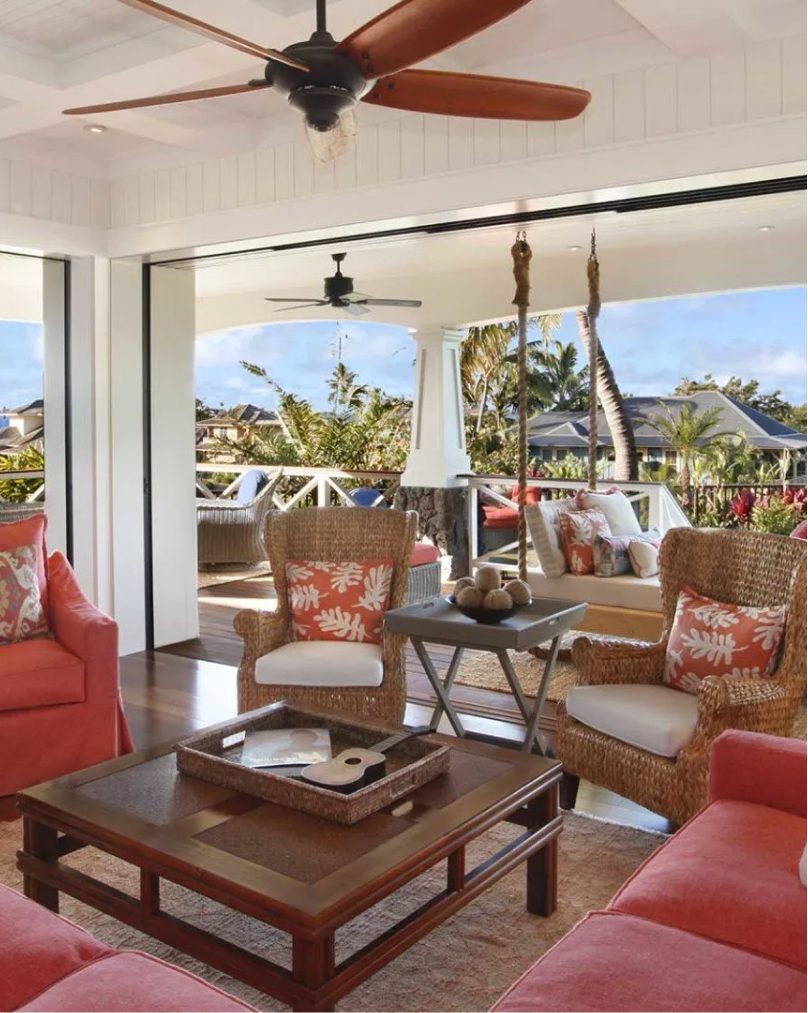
[[198, 565, 272, 590], [454, 650, 578, 705], [0, 813, 660, 1012], [454, 651, 808, 738]]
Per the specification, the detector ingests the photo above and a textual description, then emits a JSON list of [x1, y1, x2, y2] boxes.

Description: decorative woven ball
[[474, 565, 502, 593], [456, 586, 484, 609], [453, 577, 475, 597], [484, 589, 514, 611], [504, 579, 532, 606]]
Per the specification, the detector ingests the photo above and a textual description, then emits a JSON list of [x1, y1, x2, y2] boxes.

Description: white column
[[150, 266, 198, 648], [109, 260, 147, 654], [42, 259, 67, 556], [401, 326, 470, 488]]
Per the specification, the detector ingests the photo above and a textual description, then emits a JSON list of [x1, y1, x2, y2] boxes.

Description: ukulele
[[300, 728, 429, 793]]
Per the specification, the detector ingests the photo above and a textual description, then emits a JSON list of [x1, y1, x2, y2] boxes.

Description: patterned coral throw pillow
[[558, 509, 612, 576], [285, 559, 394, 644], [664, 586, 787, 694], [0, 545, 49, 645]]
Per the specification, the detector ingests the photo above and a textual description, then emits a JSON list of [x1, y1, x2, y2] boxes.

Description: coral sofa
[[0, 547, 133, 797], [0, 884, 255, 1011], [493, 730, 807, 1012]]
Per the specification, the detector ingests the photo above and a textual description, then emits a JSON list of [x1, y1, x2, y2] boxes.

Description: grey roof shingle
[[527, 391, 806, 451]]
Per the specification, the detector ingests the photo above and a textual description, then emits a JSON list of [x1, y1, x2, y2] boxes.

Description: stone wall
[[395, 486, 469, 579]]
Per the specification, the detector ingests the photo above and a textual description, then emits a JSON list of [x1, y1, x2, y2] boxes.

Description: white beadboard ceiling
[[0, 0, 803, 172]]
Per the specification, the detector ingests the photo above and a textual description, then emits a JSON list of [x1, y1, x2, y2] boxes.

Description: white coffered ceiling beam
[[612, 0, 752, 57]]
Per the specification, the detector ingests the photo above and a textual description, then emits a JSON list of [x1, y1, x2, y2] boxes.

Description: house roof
[[5, 399, 44, 416], [527, 391, 806, 452], [199, 403, 281, 427]]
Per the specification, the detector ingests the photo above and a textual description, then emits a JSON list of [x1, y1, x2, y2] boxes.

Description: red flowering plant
[[729, 488, 756, 527]]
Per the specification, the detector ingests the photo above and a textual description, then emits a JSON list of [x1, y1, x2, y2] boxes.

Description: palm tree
[[646, 401, 724, 503], [460, 322, 518, 434], [526, 340, 589, 412]]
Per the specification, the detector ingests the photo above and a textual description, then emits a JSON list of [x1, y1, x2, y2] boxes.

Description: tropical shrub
[[750, 494, 802, 535]]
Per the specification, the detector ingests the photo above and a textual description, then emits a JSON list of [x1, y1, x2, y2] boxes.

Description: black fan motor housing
[[268, 31, 368, 131]]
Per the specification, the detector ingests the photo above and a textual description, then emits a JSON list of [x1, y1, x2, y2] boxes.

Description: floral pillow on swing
[[285, 559, 394, 644], [664, 586, 787, 693]]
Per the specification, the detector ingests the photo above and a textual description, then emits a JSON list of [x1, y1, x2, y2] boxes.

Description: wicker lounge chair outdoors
[[197, 468, 280, 566], [234, 506, 417, 723], [557, 528, 807, 826]]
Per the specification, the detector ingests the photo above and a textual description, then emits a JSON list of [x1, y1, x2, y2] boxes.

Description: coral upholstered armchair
[[558, 528, 806, 826], [0, 536, 133, 797], [235, 507, 416, 724]]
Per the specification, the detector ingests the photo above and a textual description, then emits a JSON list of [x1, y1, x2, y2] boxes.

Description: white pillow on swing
[[576, 489, 642, 537], [525, 499, 578, 577]]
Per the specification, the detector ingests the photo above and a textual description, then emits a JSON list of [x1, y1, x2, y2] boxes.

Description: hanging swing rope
[[585, 229, 600, 490], [511, 231, 532, 583]]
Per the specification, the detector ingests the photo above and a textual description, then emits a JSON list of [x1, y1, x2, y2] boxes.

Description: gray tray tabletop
[[385, 596, 587, 650]]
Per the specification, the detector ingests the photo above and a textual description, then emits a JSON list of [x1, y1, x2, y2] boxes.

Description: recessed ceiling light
[[83, 124, 107, 135], [567, 245, 582, 251], [757, 225, 775, 232]]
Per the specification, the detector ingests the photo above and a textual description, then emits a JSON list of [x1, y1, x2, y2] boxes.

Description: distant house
[[196, 403, 287, 462], [527, 391, 806, 477], [0, 399, 44, 456]]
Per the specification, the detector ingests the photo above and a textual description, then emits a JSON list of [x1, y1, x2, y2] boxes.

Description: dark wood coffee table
[[16, 730, 561, 1012]]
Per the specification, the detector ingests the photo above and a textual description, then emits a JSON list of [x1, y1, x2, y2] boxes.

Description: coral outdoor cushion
[[575, 488, 642, 536], [286, 559, 393, 644], [558, 509, 611, 576], [791, 519, 807, 539], [610, 798, 807, 970], [482, 505, 519, 530], [594, 532, 660, 578], [0, 513, 48, 614], [664, 587, 787, 693], [524, 499, 578, 577], [491, 909, 807, 1013], [628, 538, 660, 578], [0, 545, 48, 644], [410, 542, 440, 566]]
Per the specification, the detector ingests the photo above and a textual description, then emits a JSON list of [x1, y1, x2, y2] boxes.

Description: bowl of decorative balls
[[448, 565, 533, 624]]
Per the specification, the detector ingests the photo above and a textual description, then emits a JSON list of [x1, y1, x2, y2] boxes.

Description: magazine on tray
[[240, 727, 332, 769]]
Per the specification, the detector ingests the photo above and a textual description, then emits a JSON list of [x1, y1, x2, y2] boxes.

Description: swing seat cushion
[[527, 568, 662, 612]]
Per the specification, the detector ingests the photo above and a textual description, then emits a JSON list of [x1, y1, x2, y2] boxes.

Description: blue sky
[[1, 286, 805, 414]]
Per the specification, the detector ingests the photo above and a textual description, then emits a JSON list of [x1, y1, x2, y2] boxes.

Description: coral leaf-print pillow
[[664, 586, 787, 694], [0, 545, 49, 645], [558, 509, 612, 576], [286, 559, 394, 644]]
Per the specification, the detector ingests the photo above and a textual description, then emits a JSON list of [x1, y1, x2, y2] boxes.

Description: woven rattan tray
[[175, 702, 451, 824]]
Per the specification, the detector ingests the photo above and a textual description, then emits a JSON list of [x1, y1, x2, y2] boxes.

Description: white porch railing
[[196, 463, 401, 511], [467, 475, 691, 574], [0, 469, 45, 502]]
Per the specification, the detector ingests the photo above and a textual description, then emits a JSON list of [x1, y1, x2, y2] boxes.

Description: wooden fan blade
[[64, 82, 270, 116], [116, 0, 308, 70], [363, 69, 590, 120], [338, 0, 530, 79], [273, 302, 330, 312], [358, 298, 423, 307]]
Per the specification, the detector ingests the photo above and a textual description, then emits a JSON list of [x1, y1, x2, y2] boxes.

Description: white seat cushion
[[254, 640, 383, 688], [566, 683, 698, 758], [527, 569, 662, 611], [577, 490, 642, 536]]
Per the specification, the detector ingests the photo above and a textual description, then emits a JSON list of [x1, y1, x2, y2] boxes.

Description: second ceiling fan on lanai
[[63, 0, 591, 160], [265, 252, 422, 316]]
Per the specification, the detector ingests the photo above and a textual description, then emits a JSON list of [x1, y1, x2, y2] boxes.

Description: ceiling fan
[[265, 252, 422, 316], [63, 0, 591, 161]]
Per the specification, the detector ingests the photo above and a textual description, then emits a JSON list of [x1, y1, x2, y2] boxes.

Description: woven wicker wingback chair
[[197, 470, 280, 566], [234, 507, 417, 723], [558, 528, 806, 826]]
